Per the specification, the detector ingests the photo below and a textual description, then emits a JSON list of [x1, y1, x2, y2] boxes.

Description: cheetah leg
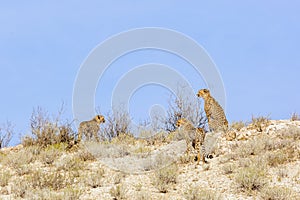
[[95, 134, 100, 142], [77, 131, 82, 142], [185, 140, 193, 162], [196, 151, 200, 165]]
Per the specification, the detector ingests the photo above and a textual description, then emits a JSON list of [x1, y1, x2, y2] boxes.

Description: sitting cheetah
[[78, 115, 105, 142], [176, 118, 207, 164], [197, 89, 236, 140]]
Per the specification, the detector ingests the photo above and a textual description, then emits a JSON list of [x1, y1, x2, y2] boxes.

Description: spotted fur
[[197, 89, 228, 132], [78, 115, 105, 142], [176, 118, 207, 164]]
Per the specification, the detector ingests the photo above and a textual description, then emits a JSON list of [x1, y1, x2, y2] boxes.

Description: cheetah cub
[[197, 89, 236, 141], [176, 118, 207, 165], [78, 115, 105, 142]]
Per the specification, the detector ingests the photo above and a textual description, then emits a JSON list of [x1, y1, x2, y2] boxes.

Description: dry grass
[[109, 183, 128, 200], [290, 112, 300, 121], [184, 185, 221, 200], [260, 186, 295, 200], [283, 125, 300, 140], [0, 170, 11, 187], [222, 163, 236, 175], [264, 150, 289, 167], [235, 164, 268, 193], [39, 146, 62, 165], [84, 168, 105, 188], [22, 106, 76, 149], [1, 117, 299, 199], [0, 121, 14, 149], [153, 164, 178, 193], [234, 139, 265, 158], [230, 121, 246, 131], [251, 115, 270, 132]]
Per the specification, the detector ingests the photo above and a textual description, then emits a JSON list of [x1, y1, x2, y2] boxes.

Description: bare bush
[[290, 112, 300, 121], [103, 105, 131, 140], [22, 106, 76, 148], [164, 84, 206, 132], [0, 121, 15, 149]]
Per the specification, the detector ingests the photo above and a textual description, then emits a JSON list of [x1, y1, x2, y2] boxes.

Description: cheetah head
[[197, 89, 210, 98], [176, 118, 188, 127], [95, 115, 105, 124]]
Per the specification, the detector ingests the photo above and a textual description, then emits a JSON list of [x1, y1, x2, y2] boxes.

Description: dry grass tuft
[[230, 121, 246, 131], [260, 185, 294, 200], [153, 164, 178, 193], [251, 115, 270, 132], [290, 112, 300, 121], [0, 170, 11, 187], [184, 185, 221, 200], [109, 183, 128, 200], [235, 164, 267, 193], [84, 168, 105, 188]]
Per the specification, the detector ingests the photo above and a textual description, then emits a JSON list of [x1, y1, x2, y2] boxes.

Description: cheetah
[[197, 89, 236, 140], [176, 118, 207, 164], [78, 115, 105, 142]]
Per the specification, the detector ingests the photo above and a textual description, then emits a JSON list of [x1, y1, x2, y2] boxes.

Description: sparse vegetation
[[260, 186, 294, 200], [0, 121, 15, 149], [154, 164, 178, 193], [0, 170, 11, 187], [22, 106, 76, 149], [164, 84, 206, 132], [104, 105, 131, 140], [235, 164, 267, 193], [84, 168, 105, 188], [230, 121, 246, 131], [251, 115, 270, 132], [110, 184, 128, 200], [185, 185, 221, 200], [39, 146, 62, 165], [222, 163, 235, 175], [0, 107, 300, 199], [264, 150, 289, 167], [291, 112, 300, 121]]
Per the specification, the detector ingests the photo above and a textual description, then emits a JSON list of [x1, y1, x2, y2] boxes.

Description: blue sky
[[1, 1, 299, 145]]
